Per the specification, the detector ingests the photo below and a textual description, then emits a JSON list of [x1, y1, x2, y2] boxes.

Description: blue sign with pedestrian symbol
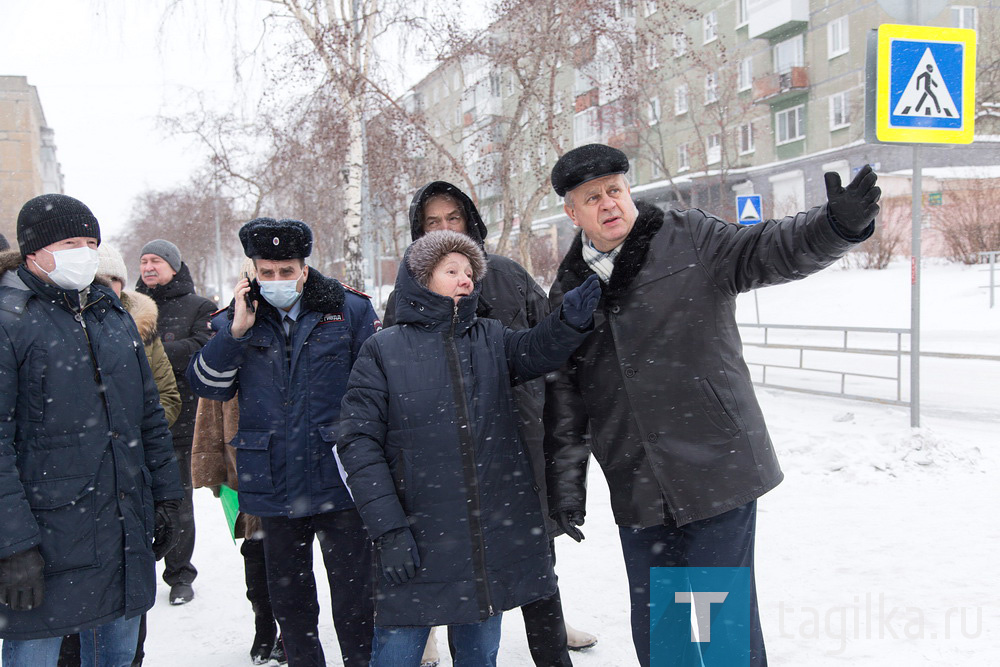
[[736, 195, 762, 225], [873, 24, 976, 144], [889, 40, 962, 129]]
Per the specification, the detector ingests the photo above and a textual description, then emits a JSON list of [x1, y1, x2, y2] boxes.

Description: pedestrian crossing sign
[[736, 194, 762, 225], [875, 24, 976, 144]]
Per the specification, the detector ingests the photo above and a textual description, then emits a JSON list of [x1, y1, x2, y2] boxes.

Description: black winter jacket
[[338, 249, 589, 627], [0, 252, 182, 639], [383, 181, 557, 532], [136, 263, 216, 449], [545, 201, 868, 528]]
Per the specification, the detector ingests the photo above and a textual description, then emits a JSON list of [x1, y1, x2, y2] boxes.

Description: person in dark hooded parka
[[338, 230, 601, 667]]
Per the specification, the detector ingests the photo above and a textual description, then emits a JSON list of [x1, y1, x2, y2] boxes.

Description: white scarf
[[580, 231, 622, 283]]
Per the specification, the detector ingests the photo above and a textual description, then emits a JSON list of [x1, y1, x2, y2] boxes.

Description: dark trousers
[[520, 539, 572, 667], [619, 501, 766, 667], [243, 537, 273, 622], [162, 445, 197, 587], [261, 508, 374, 667]]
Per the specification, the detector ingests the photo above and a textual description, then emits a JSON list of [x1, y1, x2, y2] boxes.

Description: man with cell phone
[[187, 218, 381, 667]]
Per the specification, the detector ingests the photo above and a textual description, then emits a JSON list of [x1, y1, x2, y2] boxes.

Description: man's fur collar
[[225, 266, 345, 321], [555, 200, 665, 297]]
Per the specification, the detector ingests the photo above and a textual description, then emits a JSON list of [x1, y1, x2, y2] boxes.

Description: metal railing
[[979, 251, 999, 308], [738, 323, 910, 406]]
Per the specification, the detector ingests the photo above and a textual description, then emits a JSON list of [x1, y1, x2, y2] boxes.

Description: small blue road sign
[[736, 194, 762, 225]]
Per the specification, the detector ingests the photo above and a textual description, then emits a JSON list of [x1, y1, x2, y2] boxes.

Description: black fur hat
[[407, 230, 487, 288], [551, 143, 629, 197], [239, 217, 313, 260]]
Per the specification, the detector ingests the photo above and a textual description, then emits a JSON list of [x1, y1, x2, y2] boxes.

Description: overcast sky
[[1, 0, 470, 242]]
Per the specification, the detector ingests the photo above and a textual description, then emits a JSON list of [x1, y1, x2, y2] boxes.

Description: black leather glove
[[825, 164, 881, 235], [553, 509, 586, 543], [0, 546, 45, 611], [376, 528, 420, 585], [152, 499, 182, 561], [561, 275, 602, 330]]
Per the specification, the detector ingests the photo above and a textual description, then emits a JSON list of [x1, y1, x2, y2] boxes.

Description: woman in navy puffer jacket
[[338, 231, 600, 666]]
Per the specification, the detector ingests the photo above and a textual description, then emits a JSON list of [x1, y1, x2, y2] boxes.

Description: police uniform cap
[[239, 218, 313, 260], [551, 143, 629, 197]]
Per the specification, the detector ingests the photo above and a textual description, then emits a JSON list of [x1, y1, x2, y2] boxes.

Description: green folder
[[219, 484, 240, 544]]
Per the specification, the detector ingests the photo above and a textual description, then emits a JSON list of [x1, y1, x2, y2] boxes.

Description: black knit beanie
[[17, 194, 101, 258]]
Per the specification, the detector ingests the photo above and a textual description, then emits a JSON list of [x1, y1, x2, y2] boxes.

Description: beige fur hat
[[406, 230, 487, 288]]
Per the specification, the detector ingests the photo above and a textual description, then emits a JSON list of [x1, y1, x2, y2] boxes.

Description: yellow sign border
[[876, 24, 976, 144]]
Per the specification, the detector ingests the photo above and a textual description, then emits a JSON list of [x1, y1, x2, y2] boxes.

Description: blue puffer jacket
[[187, 268, 380, 518], [338, 249, 590, 627], [0, 255, 182, 640]]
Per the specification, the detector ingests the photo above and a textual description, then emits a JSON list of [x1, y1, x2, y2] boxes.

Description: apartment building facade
[[388, 0, 997, 265], [0, 76, 63, 245]]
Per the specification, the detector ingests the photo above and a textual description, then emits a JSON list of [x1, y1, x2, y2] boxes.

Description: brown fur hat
[[406, 230, 487, 288]]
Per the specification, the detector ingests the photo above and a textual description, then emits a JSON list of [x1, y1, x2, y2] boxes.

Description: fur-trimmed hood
[[0, 249, 23, 281], [121, 291, 159, 344], [554, 199, 665, 297]]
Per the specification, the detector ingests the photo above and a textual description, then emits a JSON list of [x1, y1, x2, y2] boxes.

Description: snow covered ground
[[142, 259, 1000, 665]]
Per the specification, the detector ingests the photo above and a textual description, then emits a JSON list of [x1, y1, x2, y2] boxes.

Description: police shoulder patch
[[341, 283, 371, 299]]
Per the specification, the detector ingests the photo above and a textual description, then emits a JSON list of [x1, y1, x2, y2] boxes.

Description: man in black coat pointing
[[544, 143, 880, 666]]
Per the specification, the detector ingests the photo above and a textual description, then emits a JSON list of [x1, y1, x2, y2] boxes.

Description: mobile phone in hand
[[244, 273, 256, 313]]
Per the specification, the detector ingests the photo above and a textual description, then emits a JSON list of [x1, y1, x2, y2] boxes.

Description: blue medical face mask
[[259, 277, 303, 310]]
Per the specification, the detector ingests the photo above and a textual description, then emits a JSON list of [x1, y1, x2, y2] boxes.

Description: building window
[[705, 72, 718, 104], [678, 143, 690, 171], [675, 84, 689, 115], [827, 16, 849, 58], [775, 105, 806, 144], [737, 0, 749, 27], [829, 92, 850, 129], [651, 158, 663, 178], [648, 96, 661, 125], [673, 32, 687, 57], [616, 0, 636, 19], [738, 58, 752, 92], [952, 6, 977, 29], [739, 122, 755, 154], [703, 11, 718, 43], [772, 34, 804, 74], [706, 133, 721, 164], [646, 42, 659, 69], [574, 107, 599, 144], [643, 0, 657, 17], [490, 72, 502, 97]]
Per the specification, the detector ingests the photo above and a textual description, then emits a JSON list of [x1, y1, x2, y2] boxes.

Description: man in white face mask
[[0, 194, 183, 664], [187, 217, 381, 667]]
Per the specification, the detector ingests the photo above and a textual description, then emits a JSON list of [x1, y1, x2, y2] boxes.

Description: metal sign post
[[865, 15, 976, 427]]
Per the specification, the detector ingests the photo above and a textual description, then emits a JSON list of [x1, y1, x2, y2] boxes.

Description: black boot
[[270, 634, 287, 664], [250, 606, 277, 665]]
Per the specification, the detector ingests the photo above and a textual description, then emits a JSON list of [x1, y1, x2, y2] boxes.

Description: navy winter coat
[[0, 255, 182, 640], [338, 251, 590, 627], [187, 268, 380, 518]]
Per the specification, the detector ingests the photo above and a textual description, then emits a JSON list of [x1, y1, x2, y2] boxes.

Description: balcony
[[747, 0, 809, 40], [752, 67, 809, 104]]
